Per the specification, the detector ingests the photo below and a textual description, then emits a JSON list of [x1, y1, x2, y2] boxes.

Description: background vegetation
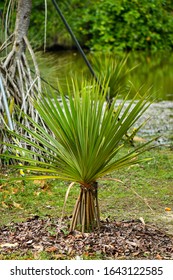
[[0, 1, 173, 259], [1, 0, 173, 51]]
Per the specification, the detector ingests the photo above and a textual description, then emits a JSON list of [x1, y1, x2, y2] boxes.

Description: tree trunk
[[70, 182, 100, 233], [0, 0, 43, 163], [13, 0, 32, 59], [1, 0, 41, 106]]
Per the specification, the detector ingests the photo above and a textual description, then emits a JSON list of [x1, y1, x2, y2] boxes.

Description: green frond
[[1, 77, 154, 185], [91, 54, 138, 102]]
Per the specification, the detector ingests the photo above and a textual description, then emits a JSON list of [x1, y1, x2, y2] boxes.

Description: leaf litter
[[0, 216, 173, 259]]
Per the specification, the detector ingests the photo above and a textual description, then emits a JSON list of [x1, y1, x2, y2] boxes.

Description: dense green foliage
[[1, 0, 173, 51], [75, 0, 173, 51], [31, 0, 173, 51]]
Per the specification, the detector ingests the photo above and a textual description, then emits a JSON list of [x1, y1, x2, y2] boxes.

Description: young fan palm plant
[[91, 54, 137, 106], [1, 78, 152, 232]]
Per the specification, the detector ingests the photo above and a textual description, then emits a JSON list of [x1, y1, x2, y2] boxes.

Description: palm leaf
[[1, 78, 153, 185], [91, 54, 138, 103]]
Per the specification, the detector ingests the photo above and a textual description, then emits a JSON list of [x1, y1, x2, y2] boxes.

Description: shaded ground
[[0, 216, 173, 260]]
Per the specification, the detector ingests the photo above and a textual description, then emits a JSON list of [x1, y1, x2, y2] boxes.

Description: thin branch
[[21, 53, 32, 82], [3, 48, 15, 68], [44, 0, 47, 52], [61, 182, 75, 221], [130, 187, 154, 212], [23, 36, 41, 91], [4, 0, 13, 54], [70, 194, 81, 231], [99, 177, 123, 184], [0, 33, 13, 52], [81, 189, 86, 233]]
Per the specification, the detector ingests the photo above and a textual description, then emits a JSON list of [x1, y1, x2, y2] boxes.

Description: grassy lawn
[[99, 147, 173, 231], [0, 145, 173, 260], [1, 145, 173, 232]]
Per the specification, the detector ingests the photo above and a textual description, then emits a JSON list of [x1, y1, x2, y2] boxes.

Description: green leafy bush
[[76, 0, 173, 51], [1, 0, 173, 51]]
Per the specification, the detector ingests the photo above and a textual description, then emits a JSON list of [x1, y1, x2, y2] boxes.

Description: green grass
[[99, 146, 173, 229], [0, 145, 173, 260], [1, 145, 173, 229], [0, 250, 103, 260]]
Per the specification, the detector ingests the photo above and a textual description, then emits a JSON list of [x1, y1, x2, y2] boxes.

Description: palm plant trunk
[[13, 0, 32, 60], [1, 0, 41, 106], [70, 182, 100, 233], [0, 0, 46, 161]]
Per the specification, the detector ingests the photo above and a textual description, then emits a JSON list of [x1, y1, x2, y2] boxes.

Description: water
[[37, 50, 173, 101], [36, 51, 173, 144]]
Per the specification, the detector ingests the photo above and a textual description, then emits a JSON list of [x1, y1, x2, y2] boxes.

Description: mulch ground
[[0, 216, 173, 259]]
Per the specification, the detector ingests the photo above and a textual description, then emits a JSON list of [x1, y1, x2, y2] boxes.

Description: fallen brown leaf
[[0, 242, 18, 248], [1, 201, 9, 208], [0, 217, 172, 260], [165, 207, 171, 211], [45, 246, 58, 252], [13, 201, 23, 209]]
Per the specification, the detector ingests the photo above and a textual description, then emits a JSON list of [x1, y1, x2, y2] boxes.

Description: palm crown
[[1, 78, 153, 232]]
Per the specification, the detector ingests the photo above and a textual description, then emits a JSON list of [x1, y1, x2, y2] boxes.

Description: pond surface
[[36, 51, 173, 144], [37, 50, 173, 101]]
